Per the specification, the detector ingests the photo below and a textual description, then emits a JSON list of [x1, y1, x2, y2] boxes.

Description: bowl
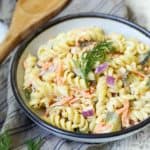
[[11, 13, 150, 143]]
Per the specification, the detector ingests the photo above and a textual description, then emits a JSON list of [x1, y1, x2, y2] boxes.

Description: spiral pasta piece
[[63, 70, 87, 89], [68, 27, 104, 43], [46, 107, 89, 133]]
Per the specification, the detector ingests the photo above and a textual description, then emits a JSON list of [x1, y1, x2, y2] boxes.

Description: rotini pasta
[[23, 27, 150, 134], [45, 106, 89, 133]]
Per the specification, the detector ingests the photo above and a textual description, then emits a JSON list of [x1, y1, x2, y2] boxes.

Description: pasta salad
[[23, 27, 150, 134]]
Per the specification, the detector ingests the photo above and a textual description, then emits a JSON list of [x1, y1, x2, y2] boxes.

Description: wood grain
[[0, 0, 69, 63]]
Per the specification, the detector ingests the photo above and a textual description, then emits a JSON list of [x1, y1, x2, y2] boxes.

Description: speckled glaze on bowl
[[11, 13, 150, 143]]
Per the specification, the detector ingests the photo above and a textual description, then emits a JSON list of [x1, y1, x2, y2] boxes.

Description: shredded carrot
[[73, 88, 94, 98], [60, 96, 79, 106], [69, 98, 79, 105], [116, 100, 129, 115], [116, 100, 130, 127], [42, 61, 51, 70], [94, 122, 112, 133], [70, 87, 95, 99], [51, 96, 74, 107], [56, 61, 64, 84], [132, 70, 145, 79], [121, 109, 130, 127]]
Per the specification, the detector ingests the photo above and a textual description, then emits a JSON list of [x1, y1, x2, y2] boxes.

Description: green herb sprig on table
[[0, 131, 43, 150], [0, 131, 11, 150], [26, 138, 43, 150], [74, 40, 115, 83]]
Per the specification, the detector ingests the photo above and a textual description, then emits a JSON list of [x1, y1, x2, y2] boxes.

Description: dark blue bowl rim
[[11, 12, 150, 139]]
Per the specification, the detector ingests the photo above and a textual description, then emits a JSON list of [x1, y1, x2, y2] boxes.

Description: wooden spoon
[[0, 0, 69, 63]]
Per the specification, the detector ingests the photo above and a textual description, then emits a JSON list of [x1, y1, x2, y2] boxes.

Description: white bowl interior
[[26, 17, 150, 54], [16, 16, 150, 121], [15, 15, 150, 143]]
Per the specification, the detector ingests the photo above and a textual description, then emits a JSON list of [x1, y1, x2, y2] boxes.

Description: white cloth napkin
[[0, 0, 150, 150], [126, 0, 150, 30]]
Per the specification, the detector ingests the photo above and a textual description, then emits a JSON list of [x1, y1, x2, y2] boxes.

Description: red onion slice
[[95, 63, 108, 74], [106, 76, 115, 86], [82, 108, 94, 117], [48, 64, 56, 72]]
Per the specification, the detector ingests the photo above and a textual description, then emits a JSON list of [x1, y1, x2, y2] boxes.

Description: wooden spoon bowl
[[0, 0, 69, 63]]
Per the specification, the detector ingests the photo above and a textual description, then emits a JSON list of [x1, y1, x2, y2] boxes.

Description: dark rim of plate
[[11, 12, 150, 139]]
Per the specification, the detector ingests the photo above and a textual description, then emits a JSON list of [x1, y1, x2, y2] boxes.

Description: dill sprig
[[24, 88, 32, 100], [0, 131, 11, 150], [140, 50, 150, 65], [0, 131, 43, 150], [26, 138, 43, 150], [76, 40, 115, 82]]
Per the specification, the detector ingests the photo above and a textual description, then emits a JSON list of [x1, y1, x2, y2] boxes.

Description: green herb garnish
[[74, 40, 115, 82], [0, 131, 11, 150], [24, 88, 32, 100], [0, 131, 43, 150], [140, 50, 150, 65], [26, 138, 43, 150]]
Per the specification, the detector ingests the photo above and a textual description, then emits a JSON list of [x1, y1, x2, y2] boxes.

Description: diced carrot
[[94, 122, 112, 133], [57, 62, 63, 76], [116, 100, 129, 115], [117, 100, 129, 112], [116, 100, 130, 127], [132, 70, 145, 79], [121, 109, 130, 127]]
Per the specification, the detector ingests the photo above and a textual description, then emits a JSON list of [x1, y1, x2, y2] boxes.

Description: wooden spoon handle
[[0, 0, 69, 63], [0, 33, 19, 63]]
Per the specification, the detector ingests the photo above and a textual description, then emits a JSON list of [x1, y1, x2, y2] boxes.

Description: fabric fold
[[1, 0, 149, 150]]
